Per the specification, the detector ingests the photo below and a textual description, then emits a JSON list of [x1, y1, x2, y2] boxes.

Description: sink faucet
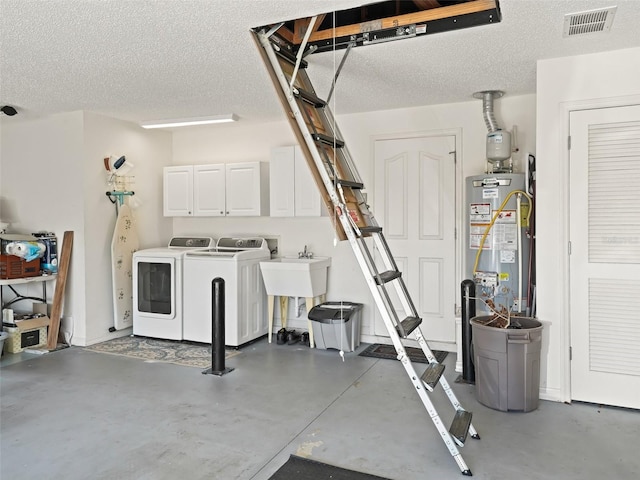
[[298, 245, 313, 259]]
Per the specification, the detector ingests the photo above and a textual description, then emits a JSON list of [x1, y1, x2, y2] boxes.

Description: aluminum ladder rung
[[396, 316, 422, 337], [313, 133, 345, 148], [293, 87, 326, 107], [336, 178, 364, 189], [359, 225, 382, 234], [274, 46, 308, 68], [450, 409, 473, 447], [375, 270, 401, 285], [420, 363, 445, 392]]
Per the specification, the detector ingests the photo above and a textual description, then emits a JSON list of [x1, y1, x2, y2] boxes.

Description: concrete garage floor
[[1, 339, 638, 480]]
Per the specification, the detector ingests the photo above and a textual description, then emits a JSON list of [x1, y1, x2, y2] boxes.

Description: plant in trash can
[[473, 299, 528, 329]]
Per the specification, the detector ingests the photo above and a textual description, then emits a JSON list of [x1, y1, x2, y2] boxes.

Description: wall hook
[[106, 190, 135, 215]]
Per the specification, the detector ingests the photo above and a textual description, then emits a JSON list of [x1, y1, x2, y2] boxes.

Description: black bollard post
[[459, 279, 476, 384], [203, 277, 234, 376]]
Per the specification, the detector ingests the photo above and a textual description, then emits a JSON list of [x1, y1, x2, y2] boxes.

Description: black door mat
[[269, 455, 392, 480], [359, 343, 447, 364]]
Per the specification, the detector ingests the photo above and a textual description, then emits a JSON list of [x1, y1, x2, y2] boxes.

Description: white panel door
[[374, 135, 457, 342], [194, 164, 225, 216], [569, 104, 640, 409]]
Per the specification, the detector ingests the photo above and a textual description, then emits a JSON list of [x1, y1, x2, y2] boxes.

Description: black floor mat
[[358, 343, 448, 364], [269, 455, 391, 480]]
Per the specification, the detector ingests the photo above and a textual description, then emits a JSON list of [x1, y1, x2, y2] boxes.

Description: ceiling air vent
[[563, 6, 617, 37]]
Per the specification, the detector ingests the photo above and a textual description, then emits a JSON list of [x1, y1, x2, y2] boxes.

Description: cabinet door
[[293, 146, 322, 216], [163, 166, 193, 216], [226, 162, 262, 216], [270, 147, 295, 217], [194, 164, 225, 216]]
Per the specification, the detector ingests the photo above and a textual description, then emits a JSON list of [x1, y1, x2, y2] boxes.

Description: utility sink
[[259, 256, 331, 298]]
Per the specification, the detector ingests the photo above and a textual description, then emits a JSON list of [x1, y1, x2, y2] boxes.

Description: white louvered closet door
[[569, 104, 640, 409]]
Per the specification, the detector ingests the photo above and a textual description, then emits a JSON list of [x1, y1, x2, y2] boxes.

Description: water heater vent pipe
[[473, 90, 504, 133]]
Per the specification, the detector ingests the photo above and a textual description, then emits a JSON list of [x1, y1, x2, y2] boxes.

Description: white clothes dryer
[[183, 237, 270, 347], [133, 237, 214, 340]]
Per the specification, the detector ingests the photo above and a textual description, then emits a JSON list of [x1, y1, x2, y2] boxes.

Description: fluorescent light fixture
[[140, 114, 238, 129]]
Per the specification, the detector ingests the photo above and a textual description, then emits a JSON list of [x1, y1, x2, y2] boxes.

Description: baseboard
[[83, 327, 132, 347], [539, 386, 565, 403]]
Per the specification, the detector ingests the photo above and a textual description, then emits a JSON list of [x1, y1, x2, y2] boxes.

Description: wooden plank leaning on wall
[[46, 231, 73, 350]]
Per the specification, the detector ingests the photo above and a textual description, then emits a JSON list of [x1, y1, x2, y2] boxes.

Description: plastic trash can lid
[[308, 302, 362, 324]]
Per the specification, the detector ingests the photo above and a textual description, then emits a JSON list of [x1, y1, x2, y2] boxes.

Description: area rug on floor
[[359, 343, 447, 364], [269, 455, 392, 480], [84, 336, 240, 368]]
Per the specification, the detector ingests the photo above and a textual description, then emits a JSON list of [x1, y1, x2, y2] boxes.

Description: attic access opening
[[257, 0, 501, 54]]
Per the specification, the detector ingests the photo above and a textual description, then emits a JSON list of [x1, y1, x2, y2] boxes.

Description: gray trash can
[[308, 302, 362, 352], [471, 316, 543, 412]]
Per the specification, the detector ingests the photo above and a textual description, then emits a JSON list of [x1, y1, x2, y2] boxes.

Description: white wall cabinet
[[270, 146, 324, 217], [163, 166, 194, 216], [164, 162, 268, 217], [193, 164, 225, 216]]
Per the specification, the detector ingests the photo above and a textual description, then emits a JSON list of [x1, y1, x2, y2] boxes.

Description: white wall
[[81, 112, 173, 344], [1, 112, 87, 340], [0, 111, 172, 346], [171, 95, 536, 345], [536, 46, 640, 402]]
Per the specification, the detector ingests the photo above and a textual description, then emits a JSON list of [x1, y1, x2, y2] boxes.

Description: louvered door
[[569, 104, 640, 409]]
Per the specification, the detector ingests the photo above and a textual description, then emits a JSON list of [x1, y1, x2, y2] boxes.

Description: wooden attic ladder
[[252, 24, 480, 477]]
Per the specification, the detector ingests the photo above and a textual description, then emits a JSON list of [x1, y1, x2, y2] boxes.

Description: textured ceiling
[[1, 0, 640, 126]]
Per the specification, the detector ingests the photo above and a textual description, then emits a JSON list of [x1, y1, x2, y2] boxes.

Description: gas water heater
[[465, 173, 531, 315]]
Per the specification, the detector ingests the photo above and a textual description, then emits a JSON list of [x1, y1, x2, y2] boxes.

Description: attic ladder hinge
[[568, 135, 571, 150]]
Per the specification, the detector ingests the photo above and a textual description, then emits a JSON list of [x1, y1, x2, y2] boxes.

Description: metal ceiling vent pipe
[[473, 90, 511, 171], [473, 90, 503, 133]]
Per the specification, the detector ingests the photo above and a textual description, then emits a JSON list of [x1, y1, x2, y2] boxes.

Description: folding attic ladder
[[252, 25, 480, 477]]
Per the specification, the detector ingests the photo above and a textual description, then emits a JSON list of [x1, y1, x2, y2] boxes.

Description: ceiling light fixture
[[140, 113, 238, 129]]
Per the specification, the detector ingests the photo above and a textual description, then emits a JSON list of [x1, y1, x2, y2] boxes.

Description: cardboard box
[[3, 316, 50, 353]]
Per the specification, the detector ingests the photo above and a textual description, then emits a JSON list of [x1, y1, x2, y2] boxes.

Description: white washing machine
[[183, 237, 270, 347], [132, 237, 214, 340]]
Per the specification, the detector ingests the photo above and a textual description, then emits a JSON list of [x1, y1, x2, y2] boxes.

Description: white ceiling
[[2, 0, 640, 126]]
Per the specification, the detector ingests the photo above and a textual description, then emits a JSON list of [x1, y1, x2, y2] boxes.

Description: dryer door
[[133, 256, 176, 319]]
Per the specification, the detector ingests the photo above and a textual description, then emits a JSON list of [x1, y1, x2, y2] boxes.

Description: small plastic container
[[308, 302, 362, 352]]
